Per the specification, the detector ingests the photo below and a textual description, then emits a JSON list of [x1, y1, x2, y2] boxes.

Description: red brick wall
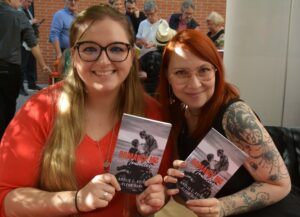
[[34, 0, 226, 83]]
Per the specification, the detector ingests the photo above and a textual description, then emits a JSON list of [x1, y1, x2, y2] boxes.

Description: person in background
[[0, 0, 50, 141], [136, 0, 167, 96], [136, 0, 165, 56], [19, 0, 43, 95], [0, 4, 171, 217], [168, 0, 200, 32], [159, 29, 300, 217], [107, 0, 124, 13], [125, 0, 146, 35], [57, 48, 71, 76], [137, 20, 176, 96], [206, 11, 225, 50], [49, 0, 78, 60], [154, 20, 176, 54]]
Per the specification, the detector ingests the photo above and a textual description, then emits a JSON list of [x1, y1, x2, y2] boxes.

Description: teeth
[[93, 71, 114, 76]]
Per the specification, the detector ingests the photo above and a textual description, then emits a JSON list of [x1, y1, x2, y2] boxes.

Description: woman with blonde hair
[[0, 4, 171, 217], [206, 11, 225, 49]]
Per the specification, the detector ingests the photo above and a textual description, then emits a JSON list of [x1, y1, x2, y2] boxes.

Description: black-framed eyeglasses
[[74, 41, 131, 62]]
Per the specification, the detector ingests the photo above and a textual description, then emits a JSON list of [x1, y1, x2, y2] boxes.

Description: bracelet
[[74, 190, 81, 213]]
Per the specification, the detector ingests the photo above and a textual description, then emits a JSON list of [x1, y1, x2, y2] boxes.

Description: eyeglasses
[[170, 65, 216, 84], [74, 41, 131, 62]]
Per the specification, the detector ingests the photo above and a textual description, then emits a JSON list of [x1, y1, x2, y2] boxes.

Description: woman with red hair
[[160, 29, 299, 216]]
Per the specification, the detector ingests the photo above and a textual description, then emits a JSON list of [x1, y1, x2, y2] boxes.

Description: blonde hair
[[39, 4, 145, 191], [206, 11, 224, 25]]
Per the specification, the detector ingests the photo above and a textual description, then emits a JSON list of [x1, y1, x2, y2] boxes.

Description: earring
[[169, 85, 175, 104]]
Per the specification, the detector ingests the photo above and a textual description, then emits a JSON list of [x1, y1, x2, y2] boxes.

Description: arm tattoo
[[223, 102, 289, 181], [220, 182, 270, 216]]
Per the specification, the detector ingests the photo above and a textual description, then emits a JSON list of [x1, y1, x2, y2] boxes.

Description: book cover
[[178, 128, 248, 201], [110, 113, 172, 194]]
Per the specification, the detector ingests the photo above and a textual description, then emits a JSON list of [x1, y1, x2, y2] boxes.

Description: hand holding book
[[165, 128, 248, 201], [110, 113, 172, 194]]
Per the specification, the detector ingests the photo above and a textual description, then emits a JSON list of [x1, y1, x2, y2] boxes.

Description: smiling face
[[72, 17, 133, 95], [182, 7, 194, 24], [167, 45, 216, 112]]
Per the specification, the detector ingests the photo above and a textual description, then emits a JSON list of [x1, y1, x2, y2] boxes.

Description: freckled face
[[167, 45, 215, 111], [72, 18, 133, 94]]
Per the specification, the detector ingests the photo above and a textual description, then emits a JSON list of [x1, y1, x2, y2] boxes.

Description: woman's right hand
[[75, 173, 121, 212], [164, 160, 186, 196]]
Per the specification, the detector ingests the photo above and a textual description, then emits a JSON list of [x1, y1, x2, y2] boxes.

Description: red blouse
[[0, 83, 173, 217]]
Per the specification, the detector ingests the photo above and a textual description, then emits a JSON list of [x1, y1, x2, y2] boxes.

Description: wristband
[[74, 190, 81, 213]]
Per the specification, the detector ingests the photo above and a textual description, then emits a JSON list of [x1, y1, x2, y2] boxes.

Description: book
[[177, 128, 248, 201], [109, 113, 172, 194]]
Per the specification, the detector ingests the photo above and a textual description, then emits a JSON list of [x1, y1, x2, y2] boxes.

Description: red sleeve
[[0, 87, 57, 216], [143, 95, 174, 177]]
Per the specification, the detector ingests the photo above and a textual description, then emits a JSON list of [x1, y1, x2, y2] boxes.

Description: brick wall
[[34, 0, 226, 83]]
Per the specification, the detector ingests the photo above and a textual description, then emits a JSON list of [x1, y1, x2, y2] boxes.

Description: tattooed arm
[[219, 101, 291, 216]]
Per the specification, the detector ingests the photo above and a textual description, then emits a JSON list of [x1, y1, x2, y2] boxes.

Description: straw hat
[[155, 20, 177, 46]]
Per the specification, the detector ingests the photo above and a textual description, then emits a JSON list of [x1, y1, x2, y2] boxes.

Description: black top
[[207, 29, 224, 44], [169, 13, 199, 31], [177, 99, 300, 216], [21, 7, 39, 38], [126, 11, 146, 35], [0, 2, 37, 65]]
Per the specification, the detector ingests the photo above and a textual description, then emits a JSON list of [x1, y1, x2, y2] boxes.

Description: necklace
[[97, 125, 116, 173], [184, 104, 201, 117]]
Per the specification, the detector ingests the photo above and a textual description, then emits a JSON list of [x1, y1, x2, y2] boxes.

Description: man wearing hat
[[155, 20, 177, 53], [136, 0, 168, 96]]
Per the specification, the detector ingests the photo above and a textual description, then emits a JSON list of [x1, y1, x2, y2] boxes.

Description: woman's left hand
[[136, 174, 165, 216], [186, 197, 224, 217]]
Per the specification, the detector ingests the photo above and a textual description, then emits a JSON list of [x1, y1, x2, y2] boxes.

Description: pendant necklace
[[98, 125, 116, 173]]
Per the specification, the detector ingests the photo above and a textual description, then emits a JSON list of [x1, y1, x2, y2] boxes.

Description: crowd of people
[[1, 1, 299, 217]]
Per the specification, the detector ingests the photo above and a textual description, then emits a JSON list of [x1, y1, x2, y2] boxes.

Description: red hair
[[158, 29, 239, 143]]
